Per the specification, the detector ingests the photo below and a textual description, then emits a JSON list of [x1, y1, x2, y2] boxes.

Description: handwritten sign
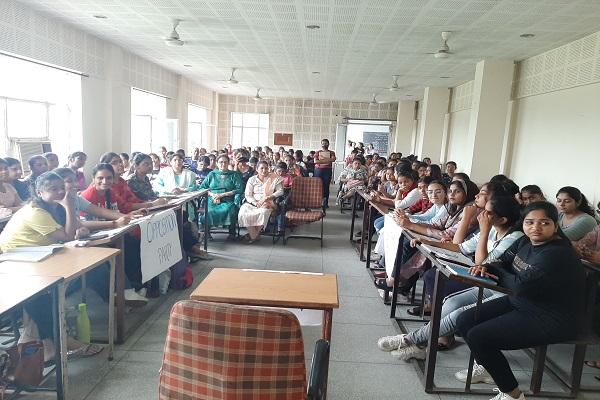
[[139, 209, 183, 283]]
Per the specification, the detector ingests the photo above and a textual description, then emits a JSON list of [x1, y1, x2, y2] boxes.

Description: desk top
[[190, 268, 339, 310], [356, 190, 392, 215], [0, 275, 62, 315], [0, 247, 120, 281]]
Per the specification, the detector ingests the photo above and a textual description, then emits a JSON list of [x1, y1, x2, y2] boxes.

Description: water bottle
[[158, 270, 171, 295], [76, 303, 91, 343]]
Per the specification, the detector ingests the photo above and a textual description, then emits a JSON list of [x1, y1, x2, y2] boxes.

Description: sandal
[[407, 306, 431, 316], [67, 343, 104, 359], [585, 360, 600, 369], [373, 271, 387, 279], [437, 335, 455, 351], [373, 278, 392, 291]]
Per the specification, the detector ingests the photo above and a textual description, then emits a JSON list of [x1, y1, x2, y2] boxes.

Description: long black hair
[[488, 196, 522, 232], [556, 186, 595, 217], [32, 171, 66, 226], [427, 164, 443, 181]]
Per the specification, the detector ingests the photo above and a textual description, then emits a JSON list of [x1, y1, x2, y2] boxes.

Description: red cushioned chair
[[283, 177, 325, 247], [159, 300, 330, 400]]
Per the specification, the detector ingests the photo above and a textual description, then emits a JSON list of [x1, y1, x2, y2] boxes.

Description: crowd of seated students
[[0, 141, 339, 367], [337, 150, 599, 400]]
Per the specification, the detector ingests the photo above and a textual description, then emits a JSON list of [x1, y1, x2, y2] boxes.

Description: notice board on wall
[[274, 132, 293, 146], [363, 131, 389, 155]]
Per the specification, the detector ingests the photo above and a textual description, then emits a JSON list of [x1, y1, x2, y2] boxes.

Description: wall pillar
[[464, 59, 515, 182], [416, 87, 450, 163], [393, 100, 415, 155]]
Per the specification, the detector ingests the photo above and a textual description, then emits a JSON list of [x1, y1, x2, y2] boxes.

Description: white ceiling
[[16, 0, 600, 102]]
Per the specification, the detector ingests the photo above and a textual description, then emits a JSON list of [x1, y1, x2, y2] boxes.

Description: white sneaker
[[390, 344, 426, 361], [377, 334, 407, 351], [489, 388, 525, 400], [455, 362, 495, 384], [125, 288, 148, 306]]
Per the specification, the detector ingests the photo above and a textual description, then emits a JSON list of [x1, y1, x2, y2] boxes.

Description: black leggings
[[456, 296, 571, 393]]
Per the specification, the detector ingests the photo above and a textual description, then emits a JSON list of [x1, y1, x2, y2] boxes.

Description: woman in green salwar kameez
[[199, 155, 243, 237]]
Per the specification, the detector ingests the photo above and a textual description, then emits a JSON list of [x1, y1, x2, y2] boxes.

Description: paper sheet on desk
[[383, 214, 404, 275], [420, 244, 475, 267]]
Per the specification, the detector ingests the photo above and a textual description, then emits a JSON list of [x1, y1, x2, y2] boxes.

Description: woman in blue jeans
[[313, 139, 336, 208], [456, 201, 585, 400]]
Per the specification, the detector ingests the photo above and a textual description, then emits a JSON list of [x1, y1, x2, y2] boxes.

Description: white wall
[[509, 82, 600, 206], [445, 109, 471, 170], [0, 0, 215, 170]]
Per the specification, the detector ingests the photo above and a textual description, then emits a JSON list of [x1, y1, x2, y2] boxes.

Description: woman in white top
[[153, 153, 197, 195], [238, 161, 284, 243]]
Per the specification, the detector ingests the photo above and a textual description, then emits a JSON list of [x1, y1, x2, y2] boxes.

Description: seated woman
[[99, 152, 165, 211], [67, 151, 88, 191], [378, 167, 397, 199], [126, 153, 160, 201], [275, 162, 294, 189], [0, 157, 23, 214], [0, 171, 103, 361], [81, 164, 148, 302], [154, 153, 198, 195], [195, 156, 213, 185], [235, 156, 254, 193], [426, 164, 443, 181], [148, 153, 162, 180], [378, 196, 523, 361], [336, 156, 368, 205], [374, 180, 476, 292], [519, 184, 545, 206], [555, 186, 597, 241], [198, 155, 243, 238], [369, 168, 420, 210], [5, 157, 29, 201], [455, 201, 585, 400], [238, 161, 284, 243]]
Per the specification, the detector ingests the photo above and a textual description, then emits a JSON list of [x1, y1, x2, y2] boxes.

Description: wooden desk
[[356, 190, 392, 267], [0, 247, 120, 363], [0, 275, 65, 399], [190, 268, 339, 340]]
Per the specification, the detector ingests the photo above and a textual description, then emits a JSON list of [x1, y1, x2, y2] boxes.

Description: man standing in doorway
[[314, 138, 336, 209]]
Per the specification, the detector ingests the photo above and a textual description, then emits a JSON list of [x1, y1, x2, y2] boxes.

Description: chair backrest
[[289, 177, 323, 209], [159, 300, 307, 400]]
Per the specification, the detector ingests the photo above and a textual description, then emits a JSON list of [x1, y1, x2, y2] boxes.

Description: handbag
[[5, 341, 44, 388]]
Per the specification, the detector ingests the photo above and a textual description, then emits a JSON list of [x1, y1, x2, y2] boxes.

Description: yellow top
[[0, 203, 61, 252]]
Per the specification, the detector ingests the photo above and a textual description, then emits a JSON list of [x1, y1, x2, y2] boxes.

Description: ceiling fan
[[369, 93, 393, 106], [252, 88, 272, 101], [218, 68, 247, 85], [388, 75, 402, 91], [164, 19, 237, 47], [427, 31, 454, 59]]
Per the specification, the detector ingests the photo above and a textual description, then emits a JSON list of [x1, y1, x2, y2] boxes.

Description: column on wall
[[463, 59, 514, 183], [416, 87, 450, 163], [393, 100, 416, 154]]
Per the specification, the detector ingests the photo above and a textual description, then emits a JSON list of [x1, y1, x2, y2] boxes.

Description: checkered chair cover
[[159, 300, 307, 400], [286, 177, 324, 227]]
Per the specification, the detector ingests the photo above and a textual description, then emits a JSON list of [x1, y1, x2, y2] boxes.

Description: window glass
[[230, 112, 269, 148]]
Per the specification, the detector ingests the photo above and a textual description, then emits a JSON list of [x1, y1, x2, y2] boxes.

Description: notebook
[[441, 261, 498, 286], [0, 244, 64, 262], [420, 244, 475, 267]]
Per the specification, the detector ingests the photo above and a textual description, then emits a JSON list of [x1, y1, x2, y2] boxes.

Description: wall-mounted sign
[[274, 132, 293, 146]]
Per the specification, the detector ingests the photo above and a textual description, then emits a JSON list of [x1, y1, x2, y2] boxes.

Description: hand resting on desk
[[468, 265, 499, 280]]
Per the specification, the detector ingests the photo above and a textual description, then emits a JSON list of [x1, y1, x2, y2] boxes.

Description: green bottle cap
[[78, 303, 87, 311]]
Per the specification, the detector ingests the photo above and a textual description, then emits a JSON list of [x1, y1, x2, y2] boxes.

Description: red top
[[407, 198, 432, 214], [314, 149, 336, 169], [113, 178, 144, 208], [80, 183, 135, 215]]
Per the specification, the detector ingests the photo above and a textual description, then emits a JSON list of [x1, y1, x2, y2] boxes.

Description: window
[[230, 112, 269, 149], [131, 88, 177, 153], [0, 54, 82, 161], [187, 103, 208, 151]]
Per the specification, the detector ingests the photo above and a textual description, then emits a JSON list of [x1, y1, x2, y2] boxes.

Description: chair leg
[[530, 345, 547, 394], [320, 218, 324, 248], [569, 344, 586, 396]]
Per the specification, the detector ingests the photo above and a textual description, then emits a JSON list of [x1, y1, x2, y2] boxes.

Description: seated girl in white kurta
[[238, 161, 283, 243]]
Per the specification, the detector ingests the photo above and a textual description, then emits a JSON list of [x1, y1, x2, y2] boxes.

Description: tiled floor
[[21, 206, 600, 399]]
